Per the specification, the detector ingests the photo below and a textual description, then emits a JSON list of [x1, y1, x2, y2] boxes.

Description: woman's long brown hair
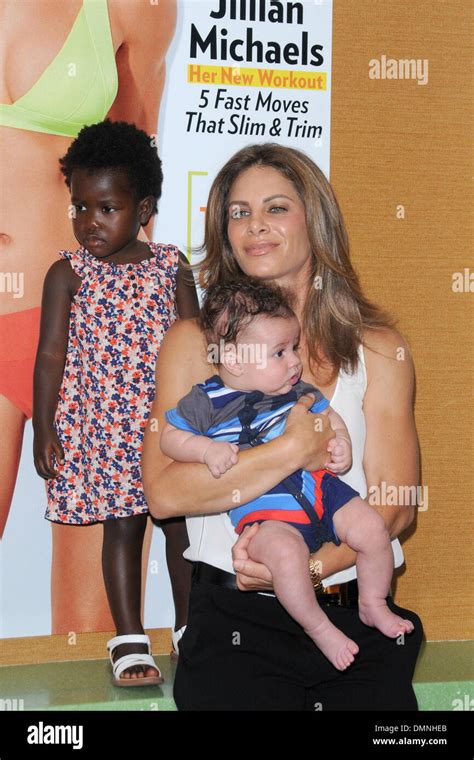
[[190, 143, 393, 378]]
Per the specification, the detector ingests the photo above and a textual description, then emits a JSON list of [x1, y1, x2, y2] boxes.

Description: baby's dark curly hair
[[200, 278, 297, 362], [59, 119, 163, 213]]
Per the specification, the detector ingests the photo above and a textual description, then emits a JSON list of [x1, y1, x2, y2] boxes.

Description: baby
[[161, 279, 414, 670]]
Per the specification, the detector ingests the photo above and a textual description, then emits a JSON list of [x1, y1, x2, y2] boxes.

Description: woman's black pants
[[174, 575, 424, 711]]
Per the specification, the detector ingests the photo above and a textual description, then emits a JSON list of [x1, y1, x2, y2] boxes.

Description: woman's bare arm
[[310, 329, 418, 578], [362, 328, 419, 536], [108, 0, 176, 136], [234, 328, 419, 588], [142, 319, 334, 518], [108, 0, 177, 237]]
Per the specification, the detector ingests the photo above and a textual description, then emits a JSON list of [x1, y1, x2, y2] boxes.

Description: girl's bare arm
[[175, 252, 200, 319], [33, 261, 80, 478]]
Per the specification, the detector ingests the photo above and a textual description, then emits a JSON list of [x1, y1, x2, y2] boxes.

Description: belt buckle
[[316, 584, 346, 607]]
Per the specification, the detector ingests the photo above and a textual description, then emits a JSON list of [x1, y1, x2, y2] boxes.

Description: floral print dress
[[46, 242, 178, 524]]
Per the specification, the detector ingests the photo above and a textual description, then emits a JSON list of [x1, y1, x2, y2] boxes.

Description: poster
[[0, 0, 332, 639], [157, 0, 332, 256]]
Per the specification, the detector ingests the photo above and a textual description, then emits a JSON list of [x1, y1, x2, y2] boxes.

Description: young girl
[[33, 119, 199, 686], [161, 279, 414, 671]]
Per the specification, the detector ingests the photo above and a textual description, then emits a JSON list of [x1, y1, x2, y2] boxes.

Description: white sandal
[[171, 625, 186, 660], [107, 634, 164, 687]]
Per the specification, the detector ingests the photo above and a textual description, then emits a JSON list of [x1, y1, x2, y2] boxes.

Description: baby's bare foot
[[305, 619, 359, 671], [358, 600, 414, 638]]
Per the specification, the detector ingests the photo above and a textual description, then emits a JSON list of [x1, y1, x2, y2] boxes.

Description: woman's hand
[[283, 393, 335, 471], [33, 426, 64, 479], [232, 524, 274, 591]]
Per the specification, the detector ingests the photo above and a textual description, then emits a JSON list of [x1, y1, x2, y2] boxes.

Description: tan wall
[[331, 0, 473, 639]]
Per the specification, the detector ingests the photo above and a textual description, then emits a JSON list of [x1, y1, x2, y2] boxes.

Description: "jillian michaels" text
[[190, 0, 324, 68]]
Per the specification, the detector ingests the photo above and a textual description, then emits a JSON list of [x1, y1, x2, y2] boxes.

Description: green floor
[[411, 640, 474, 711], [0, 641, 472, 711], [0, 655, 177, 712]]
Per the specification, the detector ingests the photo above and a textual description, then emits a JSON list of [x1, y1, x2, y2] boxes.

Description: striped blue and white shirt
[[165, 375, 330, 531]]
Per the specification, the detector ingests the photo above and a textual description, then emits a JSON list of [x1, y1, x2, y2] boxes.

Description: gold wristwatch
[[309, 556, 323, 592]]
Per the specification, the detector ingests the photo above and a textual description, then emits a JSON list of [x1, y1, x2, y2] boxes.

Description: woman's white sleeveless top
[[183, 344, 405, 584]]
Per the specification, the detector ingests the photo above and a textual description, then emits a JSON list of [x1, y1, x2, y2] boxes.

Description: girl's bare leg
[[102, 514, 159, 679], [159, 516, 192, 633], [247, 521, 359, 670], [52, 512, 187, 649], [333, 499, 415, 637]]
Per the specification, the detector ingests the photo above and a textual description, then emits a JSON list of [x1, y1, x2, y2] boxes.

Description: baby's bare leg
[[333, 499, 414, 637], [247, 521, 359, 670]]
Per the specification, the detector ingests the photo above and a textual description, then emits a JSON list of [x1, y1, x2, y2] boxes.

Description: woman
[[0, 0, 193, 642], [142, 143, 423, 710]]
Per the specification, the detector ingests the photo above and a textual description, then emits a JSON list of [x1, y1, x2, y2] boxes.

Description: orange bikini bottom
[[0, 307, 41, 419]]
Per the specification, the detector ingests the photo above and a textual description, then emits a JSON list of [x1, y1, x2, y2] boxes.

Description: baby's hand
[[324, 436, 352, 474], [203, 441, 239, 478]]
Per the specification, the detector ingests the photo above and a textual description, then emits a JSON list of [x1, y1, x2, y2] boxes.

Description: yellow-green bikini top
[[0, 0, 118, 137]]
